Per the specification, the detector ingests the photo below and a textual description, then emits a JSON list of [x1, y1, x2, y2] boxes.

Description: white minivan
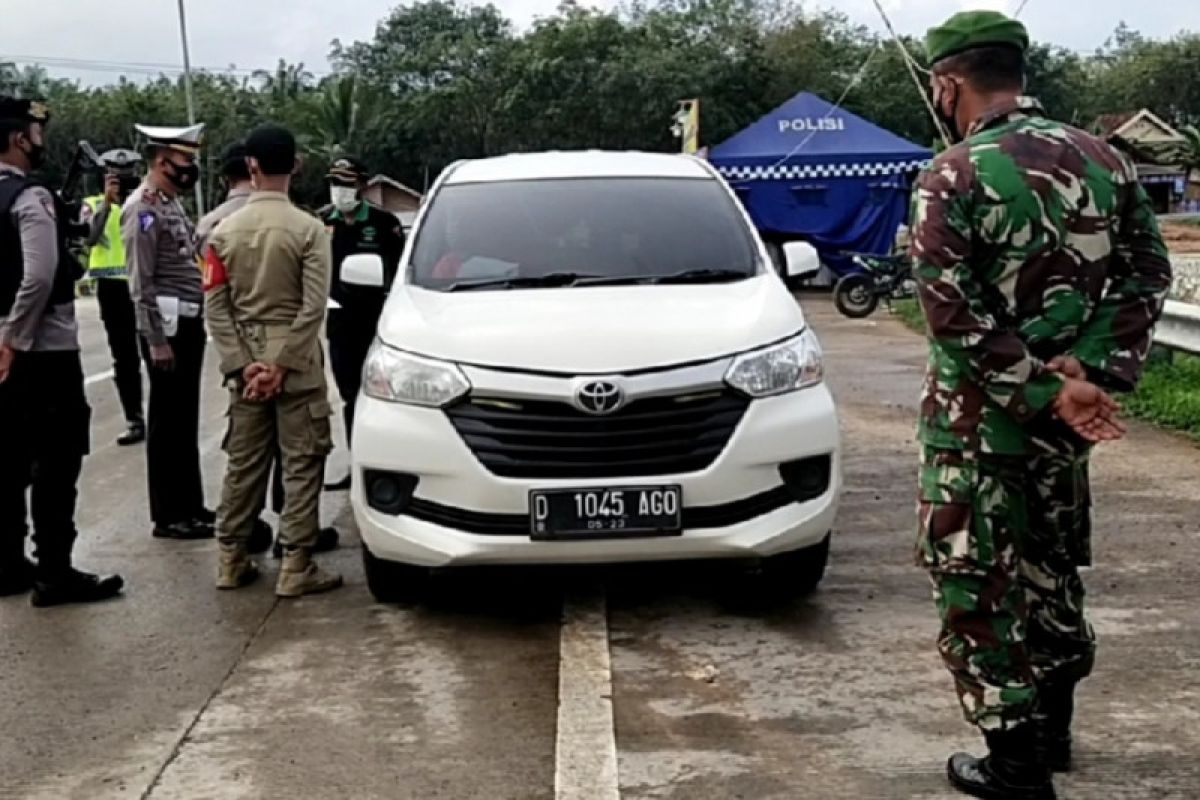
[[342, 151, 841, 602]]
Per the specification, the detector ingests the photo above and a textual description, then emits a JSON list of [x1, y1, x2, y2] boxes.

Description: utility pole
[[176, 0, 204, 213]]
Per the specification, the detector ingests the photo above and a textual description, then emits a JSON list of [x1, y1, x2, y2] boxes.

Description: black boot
[[273, 527, 339, 559], [947, 724, 1056, 800], [0, 555, 36, 596], [247, 518, 274, 555], [116, 419, 146, 447], [31, 566, 124, 607], [153, 520, 214, 540], [323, 475, 351, 492], [1035, 681, 1077, 773]]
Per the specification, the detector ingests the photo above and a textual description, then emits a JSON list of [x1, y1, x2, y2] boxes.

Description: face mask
[[164, 159, 200, 191], [19, 136, 46, 170], [330, 186, 359, 213], [932, 78, 963, 144]]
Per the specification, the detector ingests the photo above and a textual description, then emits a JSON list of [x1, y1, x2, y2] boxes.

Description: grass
[[892, 299, 926, 333], [891, 300, 1200, 439], [1123, 352, 1200, 439]]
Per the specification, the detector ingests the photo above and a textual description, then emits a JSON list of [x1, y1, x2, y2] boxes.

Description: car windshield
[[409, 177, 760, 291]]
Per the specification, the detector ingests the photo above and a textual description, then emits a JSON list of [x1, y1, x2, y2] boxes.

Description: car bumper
[[350, 386, 841, 568]]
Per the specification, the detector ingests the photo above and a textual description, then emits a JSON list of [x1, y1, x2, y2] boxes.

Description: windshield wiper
[[647, 268, 752, 285], [443, 272, 604, 292]]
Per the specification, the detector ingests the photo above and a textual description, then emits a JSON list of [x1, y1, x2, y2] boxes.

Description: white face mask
[[330, 186, 359, 213]]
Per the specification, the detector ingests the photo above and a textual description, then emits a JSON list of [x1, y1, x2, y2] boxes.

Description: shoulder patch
[[38, 193, 57, 221], [139, 211, 156, 232]]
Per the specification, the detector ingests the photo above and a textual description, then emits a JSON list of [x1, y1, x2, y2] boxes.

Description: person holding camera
[[83, 148, 146, 446]]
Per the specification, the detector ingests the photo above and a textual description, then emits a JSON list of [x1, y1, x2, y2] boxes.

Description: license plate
[[530, 486, 683, 540]]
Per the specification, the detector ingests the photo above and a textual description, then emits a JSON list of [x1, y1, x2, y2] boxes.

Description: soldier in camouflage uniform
[[911, 12, 1172, 800]]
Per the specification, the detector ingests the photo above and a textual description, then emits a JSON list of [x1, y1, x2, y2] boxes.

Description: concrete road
[[1, 296, 1198, 800]]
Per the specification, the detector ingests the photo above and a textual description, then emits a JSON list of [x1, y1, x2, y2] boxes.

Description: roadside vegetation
[[892, 300, 1200, 439]]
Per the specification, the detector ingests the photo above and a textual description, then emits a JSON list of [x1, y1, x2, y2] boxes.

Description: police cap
[[100, 148, 142, 174], [925, 11, 1029, 67], [134, 123, 205, 156]]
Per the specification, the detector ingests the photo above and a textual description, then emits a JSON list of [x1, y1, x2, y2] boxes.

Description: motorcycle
[[833, 252, 916, 319]]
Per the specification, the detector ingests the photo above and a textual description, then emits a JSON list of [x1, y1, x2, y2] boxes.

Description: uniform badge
[[38, 194, 57, 220], [139, 211, 156, 232], [363, 226, 377, 241]]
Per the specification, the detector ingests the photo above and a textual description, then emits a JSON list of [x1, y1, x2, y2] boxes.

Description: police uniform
[[912, 13, 1172, 797], [122, 123, 210, 539], [205, 181, 341, 596], [0, 96, 123, 605], [322, 157, 404, 445], [83, 148, 145, 444]]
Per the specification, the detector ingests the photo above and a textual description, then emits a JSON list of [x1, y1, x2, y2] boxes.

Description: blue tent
[[709, 92, 931, 274]]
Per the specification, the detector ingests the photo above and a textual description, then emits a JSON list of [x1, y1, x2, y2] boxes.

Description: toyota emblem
[[575, 380, 624, 415]]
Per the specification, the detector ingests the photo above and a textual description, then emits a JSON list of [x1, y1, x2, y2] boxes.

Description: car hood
[[376, 275, 805, 373]]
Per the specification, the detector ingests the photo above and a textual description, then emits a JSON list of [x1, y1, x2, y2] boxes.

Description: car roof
[[443, 151, 715, 185]]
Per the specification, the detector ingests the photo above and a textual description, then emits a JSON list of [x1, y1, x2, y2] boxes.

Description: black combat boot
[[31, 566, 124, 608], [116, 418, 146, 447], [153, 520, 214, 540], [273, 527, 339, 559], [0, 555, 37, 596], [1034, 681, 1077, 773], [247, 519, 274, 555], [947, 724, 1057, 800]]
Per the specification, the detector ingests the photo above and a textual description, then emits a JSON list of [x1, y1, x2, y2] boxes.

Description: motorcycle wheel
[[834, 274, 879, 319]]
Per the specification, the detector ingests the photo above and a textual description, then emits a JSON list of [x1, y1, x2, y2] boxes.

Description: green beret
[[926, 11, 1029, 66]]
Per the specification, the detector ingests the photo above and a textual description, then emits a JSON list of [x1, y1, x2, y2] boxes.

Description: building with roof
[[1092, 109, 1192, 212]]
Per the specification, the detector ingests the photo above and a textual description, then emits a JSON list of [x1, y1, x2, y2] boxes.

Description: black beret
[[0, 96, 50, 124]]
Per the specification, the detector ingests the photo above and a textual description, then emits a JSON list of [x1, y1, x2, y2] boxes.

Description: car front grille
[[444, 390, 750, 479]]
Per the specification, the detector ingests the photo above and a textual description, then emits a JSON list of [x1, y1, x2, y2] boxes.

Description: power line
[[2, 54, 332, 79]]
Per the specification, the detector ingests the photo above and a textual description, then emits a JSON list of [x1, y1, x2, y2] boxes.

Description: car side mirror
[[782, 241, 821, 279], [342, 253, 385, 288]]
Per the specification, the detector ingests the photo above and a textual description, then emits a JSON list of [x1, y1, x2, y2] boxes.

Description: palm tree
[[302, 75, 363, 161], [253, 60, 314, 102]]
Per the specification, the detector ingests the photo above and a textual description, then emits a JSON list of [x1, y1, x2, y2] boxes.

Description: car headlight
[[362, 341, 470, 407], [725, 330, 824, 397]]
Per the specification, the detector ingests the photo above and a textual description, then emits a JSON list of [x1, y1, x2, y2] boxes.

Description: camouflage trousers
[[917, 445, 1097, 731]]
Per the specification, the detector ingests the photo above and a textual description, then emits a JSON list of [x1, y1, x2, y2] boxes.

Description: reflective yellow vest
[[84, 195, 127, 279]]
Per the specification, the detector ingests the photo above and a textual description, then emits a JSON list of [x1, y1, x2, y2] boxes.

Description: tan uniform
[[205, 191, 333, 549]]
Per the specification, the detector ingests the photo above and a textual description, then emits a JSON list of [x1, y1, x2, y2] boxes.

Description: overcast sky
[[3, 0, 1198, 86]]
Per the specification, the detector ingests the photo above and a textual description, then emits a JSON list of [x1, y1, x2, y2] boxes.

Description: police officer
[[83, 147, 146, 446], [123, 123, 212, 540], [321, 156, 404, 490], [0, 96, 124, 606], [205, 124, 341, 596], [198, 142, 338, 558], [912, 12, 1171, 799]]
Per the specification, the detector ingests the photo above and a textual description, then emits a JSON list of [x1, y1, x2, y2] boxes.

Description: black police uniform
[[322, 201, 404, 440], [0, 96, 123, 604]]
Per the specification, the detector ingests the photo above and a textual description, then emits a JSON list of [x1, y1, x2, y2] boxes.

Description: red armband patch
[[203, 248, 228, 291]]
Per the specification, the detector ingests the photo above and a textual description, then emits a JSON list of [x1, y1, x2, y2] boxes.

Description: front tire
[[362, 545, 430, 604], [759, 533, 831, 597], [834, 274, 879, 318]]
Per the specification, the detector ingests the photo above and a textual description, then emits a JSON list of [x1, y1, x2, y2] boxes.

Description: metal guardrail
[[1157, 300, 1200, 355]]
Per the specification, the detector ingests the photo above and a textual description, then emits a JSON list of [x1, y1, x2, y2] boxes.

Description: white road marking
[[83, 338, 212, 387], [85, 369, 115, 386], [555, 590, 621, 800]]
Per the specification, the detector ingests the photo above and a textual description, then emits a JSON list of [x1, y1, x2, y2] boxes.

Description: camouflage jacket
[[910, 97, 1172, 455]]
